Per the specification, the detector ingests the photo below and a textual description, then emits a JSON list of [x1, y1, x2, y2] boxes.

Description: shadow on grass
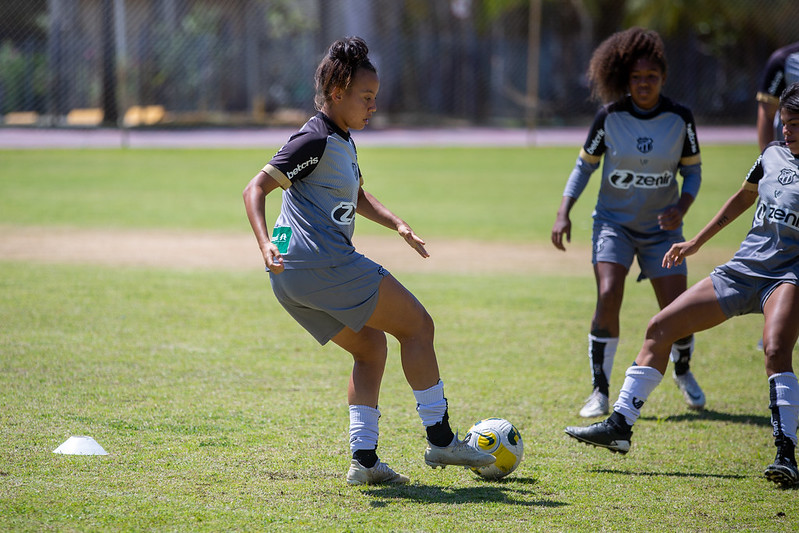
[[589, 468, 745, 480], [638, 408, 771, 427], [360, 476, 568, 507]]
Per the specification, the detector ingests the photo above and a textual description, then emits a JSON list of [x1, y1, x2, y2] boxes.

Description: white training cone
[[53, 436, 108, 455]]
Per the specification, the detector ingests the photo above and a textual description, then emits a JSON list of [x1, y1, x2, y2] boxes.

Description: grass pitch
[[1, 142, 796, 531]]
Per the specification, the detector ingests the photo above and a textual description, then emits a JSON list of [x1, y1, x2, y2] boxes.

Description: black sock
[[673, 336, 692, 376], [353, 448, 378, 468], [426, 410, 455, 447]]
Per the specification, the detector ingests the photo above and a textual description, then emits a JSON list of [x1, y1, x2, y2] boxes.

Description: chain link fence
[[1, 0, 798, 129]]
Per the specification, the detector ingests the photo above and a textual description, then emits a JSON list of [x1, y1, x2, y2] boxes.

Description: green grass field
[[2, 143, 796, 531]]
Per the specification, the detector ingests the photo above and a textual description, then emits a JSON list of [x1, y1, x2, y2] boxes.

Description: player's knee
[[762, 340, 793, 373], [644, 314, 677, 345]]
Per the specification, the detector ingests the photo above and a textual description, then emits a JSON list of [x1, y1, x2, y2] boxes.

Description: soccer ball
[[465, 417, 523, 480]]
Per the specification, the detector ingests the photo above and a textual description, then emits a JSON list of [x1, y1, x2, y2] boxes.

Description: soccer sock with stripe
[[349, 404, 380, 467], [588, 334, 618, 396], [769, 372, 799, 447], [414, 379, 454, 447], [670, 335, 694, 376]]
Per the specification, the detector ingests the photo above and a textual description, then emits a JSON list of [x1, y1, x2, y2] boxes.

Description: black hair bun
[[329, 36, 369, 64]]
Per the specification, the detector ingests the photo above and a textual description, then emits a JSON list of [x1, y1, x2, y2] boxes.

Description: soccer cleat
[[346, 459, 410, 486], [579, 389, 609, 418], [424, 433, 496, 469], [565, 416, 633, 454], [672, 370, 706, 410], [764, 441, 799, 488]]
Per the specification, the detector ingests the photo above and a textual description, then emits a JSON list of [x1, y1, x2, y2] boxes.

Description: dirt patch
[[0, 225, 598, 275], [0, 225, 732, 275]]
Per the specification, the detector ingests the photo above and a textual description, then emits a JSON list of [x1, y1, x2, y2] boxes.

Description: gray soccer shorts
[[269, 254, 389, 345], [710, 264, 796, 318], [592, 220, 687, 280]]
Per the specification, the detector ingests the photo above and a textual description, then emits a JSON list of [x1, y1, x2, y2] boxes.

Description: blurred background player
[[565, 81, 799, 489], [551, 27, 705, 418], [243, 36, 494, 486], [756, 42, 799, 151]]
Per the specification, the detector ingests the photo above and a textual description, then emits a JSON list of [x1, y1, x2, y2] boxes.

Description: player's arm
[[663, 183, 758, 268], [757, 95, 779, 152], [552, 152, 600, 251], [356, 186, 429, 258], [243, 169, 285, 272]]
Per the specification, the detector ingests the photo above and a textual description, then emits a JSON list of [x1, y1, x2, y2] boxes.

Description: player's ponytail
[[314, 36, 376, 110]]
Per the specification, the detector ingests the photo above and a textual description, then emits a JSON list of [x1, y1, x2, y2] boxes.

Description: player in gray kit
[[565, 81, 799, 488], [551, 27, 705, 418], [242, 36, 494, 486]]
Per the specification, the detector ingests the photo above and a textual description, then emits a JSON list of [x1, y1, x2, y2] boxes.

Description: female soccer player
[[566, 81, 799, 489], [242, 36, 494, 486], [551, 27, 705, 418]]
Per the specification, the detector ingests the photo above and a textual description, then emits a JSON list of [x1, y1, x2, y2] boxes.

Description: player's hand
[[398, 223, 429, 258], [551, 215, 571, 251], [658, 206, 684, 231], [662, 240, 698, 269], [264, 243, 285, 274]]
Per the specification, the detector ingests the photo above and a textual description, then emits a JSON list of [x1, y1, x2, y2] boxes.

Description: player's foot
[[764, 440, 799, 488], [565, 415, 633, 454], [672, 370, 705, 410], [424, 433, 496, 469], [579, 389, 609, 418], [346, 459, 410, 486]]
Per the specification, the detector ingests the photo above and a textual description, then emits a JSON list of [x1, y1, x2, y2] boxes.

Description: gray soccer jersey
[[725, 142, 799, 281], [758, 43, 799, 106], [263, 112, 364, 269], [572, 96, 701, 234]]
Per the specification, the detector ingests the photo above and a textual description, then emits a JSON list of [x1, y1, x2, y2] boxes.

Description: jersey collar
[[316, 112, 351, 141]]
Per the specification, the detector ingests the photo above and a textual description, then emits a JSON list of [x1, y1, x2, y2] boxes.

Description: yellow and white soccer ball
[[465, 417, 523, 480]]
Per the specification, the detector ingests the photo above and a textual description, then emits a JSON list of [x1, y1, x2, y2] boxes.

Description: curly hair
[[314, 36, 377, 110], [586, 27, 667, 104]]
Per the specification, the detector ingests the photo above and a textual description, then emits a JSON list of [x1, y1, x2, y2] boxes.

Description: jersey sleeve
[[757, 48, 789, 105], [263, 129, 328, 190], [578, 107, 608, 164], [674, 104, 701, 166], [743, 153, 765, 190]]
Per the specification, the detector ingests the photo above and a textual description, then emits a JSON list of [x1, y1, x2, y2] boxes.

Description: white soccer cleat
[[673, 370, 706, 410], [579, 389, 609, 418], [424, 433, 496, 469], [346, 459, 410, 486]]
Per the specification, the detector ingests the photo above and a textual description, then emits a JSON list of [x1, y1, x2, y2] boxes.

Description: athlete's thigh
[[364, 274, 428, 339], [651, 277, 728, 338]]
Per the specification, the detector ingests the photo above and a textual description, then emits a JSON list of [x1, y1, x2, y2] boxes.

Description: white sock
[[669, 336, 694, 364], [614, 366, 663, 426], [349, 405, 380, 454], [588, 334, 618, 393], [413, 379, 447, 427], [769, 372, 799, 446]]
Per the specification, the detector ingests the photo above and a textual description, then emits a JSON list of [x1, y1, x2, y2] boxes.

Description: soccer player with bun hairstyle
[[551, 27, 705, 418], [566, 81, 799, 489], [243, 36, 494, 486]]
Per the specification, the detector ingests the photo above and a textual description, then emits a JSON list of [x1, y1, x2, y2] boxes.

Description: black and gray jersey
[[757, 42, 799, 107], [756, 42, 799, 143], [729, 142, 799, 281], [263, 112, 363, 269], [579, 95, 701, 234]]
